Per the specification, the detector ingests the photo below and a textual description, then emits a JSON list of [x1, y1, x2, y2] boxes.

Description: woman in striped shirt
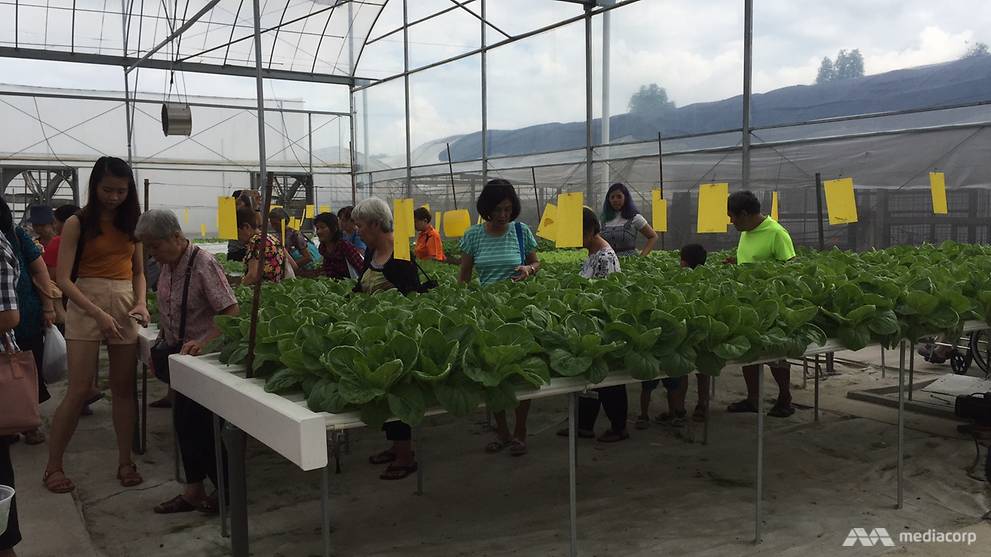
[[458, 179, 541, 457]]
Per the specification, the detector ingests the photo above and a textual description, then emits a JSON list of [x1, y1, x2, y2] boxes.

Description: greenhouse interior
[[1, 1, 990, 556]]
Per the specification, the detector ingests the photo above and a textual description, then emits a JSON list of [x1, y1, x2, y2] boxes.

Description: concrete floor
[[8, 346, 991, 557]]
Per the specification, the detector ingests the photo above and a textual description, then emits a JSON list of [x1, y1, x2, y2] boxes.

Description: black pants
[[578, 385, 628, 433], [384, 421, 411, 442], [174, 393, 226, 488], [0, 436, 20, 551]]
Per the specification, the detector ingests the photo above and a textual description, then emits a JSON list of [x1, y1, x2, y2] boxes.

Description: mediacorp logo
[[843, 528, 895, 547], [843, 527, 978, 547]]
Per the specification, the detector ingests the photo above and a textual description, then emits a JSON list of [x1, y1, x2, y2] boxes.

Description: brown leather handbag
[[0, 333, 41, 435]]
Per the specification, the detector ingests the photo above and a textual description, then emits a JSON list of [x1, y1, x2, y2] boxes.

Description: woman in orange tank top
[[44, 156, 149, 494]]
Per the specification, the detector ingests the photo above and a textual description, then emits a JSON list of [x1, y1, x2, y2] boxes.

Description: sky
[[1, 0, 990, 163]]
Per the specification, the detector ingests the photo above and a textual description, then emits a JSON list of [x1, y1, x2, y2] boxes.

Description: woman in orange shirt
[[413, 207, 445, 262], [44, 156, 149, 494]]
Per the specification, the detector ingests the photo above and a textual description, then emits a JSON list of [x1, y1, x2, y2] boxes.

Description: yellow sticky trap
[[290, 217, 302, 230], [555, 192, 583, 248], [697, 183, 729, 233], [319, 204, 330, 214], [305, 205, 315, 219], [823, 177, 858, 225], [929, 172, 948, 215], [771, 192, 780, 221], [443, 209, 471, 238], [280, 220, 286, 246], [421, 203, 430, 211], [537, 203, 557, 241], [434, 212, 442, 229], [183, 207, 190, 224], [651, 190, 667, 232], [394, 234, 411, 261], [477, 215, 484, 225], [200, 224, 207, 239], [393, 198, 415, 239], [217, 197, 238, 240]]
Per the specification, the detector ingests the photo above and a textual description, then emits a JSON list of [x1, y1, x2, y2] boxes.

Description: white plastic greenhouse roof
[[0, 0, 598, 85]]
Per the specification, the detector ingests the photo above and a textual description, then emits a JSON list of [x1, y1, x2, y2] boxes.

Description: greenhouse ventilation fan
[[161, 102, 193, 136]]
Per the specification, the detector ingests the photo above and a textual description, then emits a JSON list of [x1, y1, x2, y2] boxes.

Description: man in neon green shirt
[[726, 191, 797, 418]]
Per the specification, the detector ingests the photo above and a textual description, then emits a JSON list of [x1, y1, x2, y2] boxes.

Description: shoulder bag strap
[[514, 221, 526, 265], [177, 246, 200, 344]]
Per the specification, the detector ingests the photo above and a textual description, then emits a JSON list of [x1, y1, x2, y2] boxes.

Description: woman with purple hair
[[600, 183, 659, 430], [600, 183, 657, 257]]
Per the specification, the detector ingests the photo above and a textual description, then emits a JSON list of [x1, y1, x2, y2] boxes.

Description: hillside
[[444, 55, 991, 162]]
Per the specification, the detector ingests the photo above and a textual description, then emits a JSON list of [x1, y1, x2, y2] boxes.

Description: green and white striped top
[[459, 222, 538, 286]]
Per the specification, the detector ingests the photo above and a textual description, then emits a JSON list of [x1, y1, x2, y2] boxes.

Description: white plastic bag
[[42, 325, 68, 383]]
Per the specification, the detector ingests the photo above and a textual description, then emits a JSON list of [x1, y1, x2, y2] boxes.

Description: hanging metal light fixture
[[161, 102, 193, 136]]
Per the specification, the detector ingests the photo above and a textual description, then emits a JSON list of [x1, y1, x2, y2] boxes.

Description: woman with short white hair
[[351, 197, 423, 480], [135, 209, 240, 514]]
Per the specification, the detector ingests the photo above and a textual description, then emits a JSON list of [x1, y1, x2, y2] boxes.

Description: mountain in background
[[443, 55, 991, 163]]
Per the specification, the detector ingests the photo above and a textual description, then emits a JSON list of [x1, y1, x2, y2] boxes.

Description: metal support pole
[[802, 357, 808, 390], [657, 132, 666, 250], [347, 0, 358, 206], [815, 172, 825, 250], [741, 0, 753, 190], [480, 0, 488, 187], [897, 341, 906, 509], [531, 167, 542, 222], [143, 178, 150, 212], [881, 348, 886, 379], [308, 113, 316, 213], [213, 414, 229, 538], [601, 8, 611, 188], [446, 143, 458, 209], [754, 363, 764, 544], [245, 0, 270, 377], [568, 392, 578, 557], [222, 424, 249, 557], [402, 0, 412, 197], [583, 5, 594, 201]]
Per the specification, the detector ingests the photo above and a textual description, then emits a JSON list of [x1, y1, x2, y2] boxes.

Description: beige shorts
[[66, 278, 139, 345]]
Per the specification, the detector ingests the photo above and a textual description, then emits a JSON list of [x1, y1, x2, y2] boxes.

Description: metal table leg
[[897, 341, 906, 510], [802, 358, 808, 390], [814, 357, 820, 423], [703, 377, 714, 446], [908, 343, 915, 401], [213, 415, 229, 538], [132, 366, 141, 455], [568, 392, 578, 557], [222, 424, 249, 557], [415, 428, 424, 496], [755, 364, 764, 544], [321, 441, 332, 557], [136, 364, 147, 454]]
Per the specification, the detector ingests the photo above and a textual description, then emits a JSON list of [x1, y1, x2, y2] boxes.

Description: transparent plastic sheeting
[[358, 104, 991, 252]]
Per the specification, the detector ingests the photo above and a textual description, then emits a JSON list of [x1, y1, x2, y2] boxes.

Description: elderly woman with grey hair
[[135, 209, 240, 514], [351, 197, 424, 480]]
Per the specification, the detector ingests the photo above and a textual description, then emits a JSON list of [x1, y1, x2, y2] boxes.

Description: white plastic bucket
[[0, 485, 13, 535]]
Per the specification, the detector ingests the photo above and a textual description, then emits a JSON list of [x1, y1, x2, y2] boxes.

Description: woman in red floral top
[[306, 212, 363, 280], [237, 207, 285, 285]]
